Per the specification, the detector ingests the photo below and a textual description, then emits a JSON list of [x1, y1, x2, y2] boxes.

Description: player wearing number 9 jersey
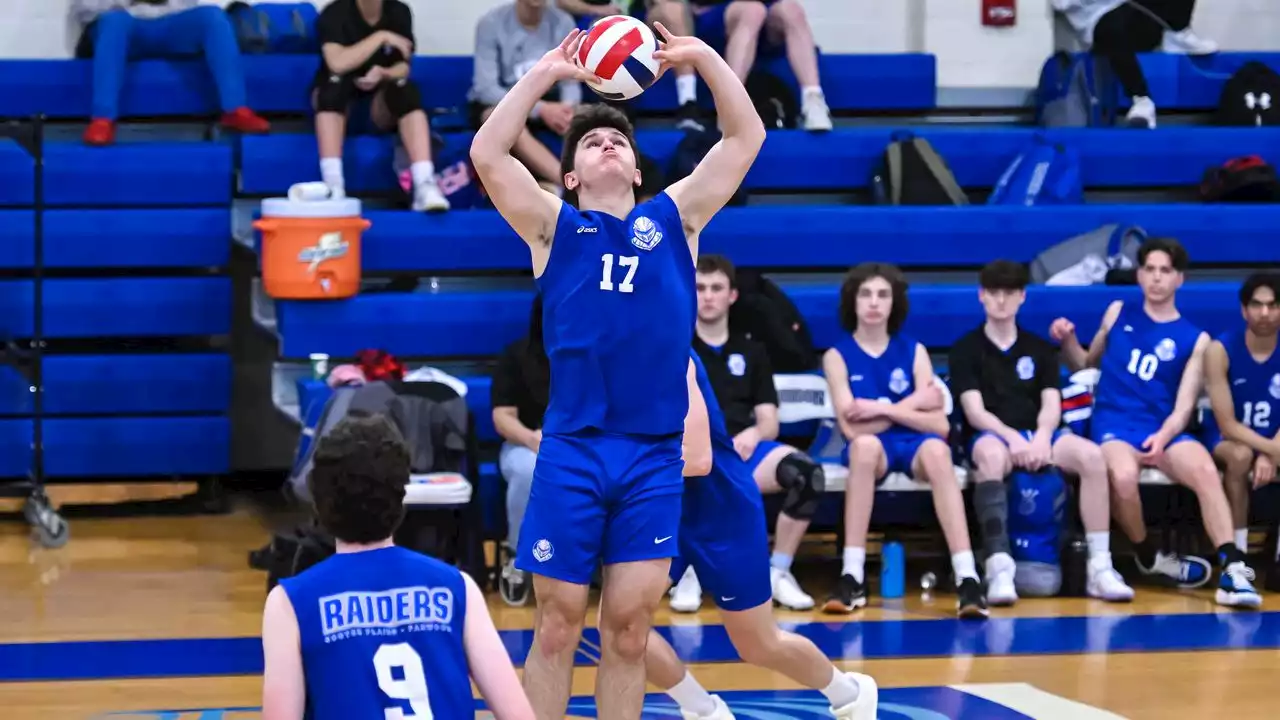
[[1052, 237, 1260, 608], [261, 416, 534, 720], [1203, 273, 1280, 573]]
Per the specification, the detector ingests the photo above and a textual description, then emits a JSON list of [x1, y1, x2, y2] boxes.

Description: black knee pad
[[315, 74, 353, 113], [777, 452, 824, 520], [381, 78, 423, 120]]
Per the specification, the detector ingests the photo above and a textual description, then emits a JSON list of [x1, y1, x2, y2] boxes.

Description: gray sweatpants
[[499, 442, 537, 549]]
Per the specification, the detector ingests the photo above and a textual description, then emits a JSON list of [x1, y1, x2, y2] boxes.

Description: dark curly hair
[[559, 103, 640, 208], [839, 262, 909, 335], [308, 415, 411, 544]]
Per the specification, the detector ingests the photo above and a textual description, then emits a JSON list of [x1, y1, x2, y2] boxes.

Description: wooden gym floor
[[2, 507, 1279, 719]]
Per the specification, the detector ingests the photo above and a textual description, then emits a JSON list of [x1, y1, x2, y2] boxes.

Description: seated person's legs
[[968, 433, 1017, 605], [749, 441, 821, 610], [470, 103, 564, 190], [498, 441, 538, 602], [646, 0, 706, 129], [1050, 433, 1134, 601], [762, 0, 830, 131], [906, 435, 986, 617], [371, 79, 450, 212], [85, 10, 136, 143], [1213, 438, 1256, 551], [823, 434, 885, 614], [693, 1, 766, 82], [313, 77, 353, 196]]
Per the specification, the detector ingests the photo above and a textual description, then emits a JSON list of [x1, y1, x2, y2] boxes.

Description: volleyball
[[576, 15, 661, 102]]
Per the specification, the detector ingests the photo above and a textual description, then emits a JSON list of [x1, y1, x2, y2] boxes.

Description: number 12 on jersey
[[600, 254, 638, 293]]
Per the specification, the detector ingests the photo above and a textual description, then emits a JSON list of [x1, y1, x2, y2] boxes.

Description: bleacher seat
[[0, 139, 33, 206], [274, 282, 1241, 360], [44, 142, 233, 206], [0, 209, 230, 268], [0, 278, 229, 338], [241, 127, 1280, 196], [0, 416, 229, 477], [1111, 52, 1280, 110]]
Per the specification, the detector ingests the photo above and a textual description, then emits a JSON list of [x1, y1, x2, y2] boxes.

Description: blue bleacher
[[0, 209, 230, 268], [0, 417, 230, 478], [44, 142, 233, 206], [1110, 52, 1280, 109], [0, 278, 229, 338], [0, 354, 230, 415], [275, 282, 1240, 360]]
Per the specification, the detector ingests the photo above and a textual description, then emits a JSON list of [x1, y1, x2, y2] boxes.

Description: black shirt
[[316, 0, 414, 79], [491, 338, 549, 432], [692, 334, 778, 437], [948, 325, 1061, 439]]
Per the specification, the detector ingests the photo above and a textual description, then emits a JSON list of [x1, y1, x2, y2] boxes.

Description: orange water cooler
[[255, 193, 370, 299]]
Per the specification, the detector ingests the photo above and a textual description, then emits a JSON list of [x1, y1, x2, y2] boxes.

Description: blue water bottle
[[880, 541, 905, 599]]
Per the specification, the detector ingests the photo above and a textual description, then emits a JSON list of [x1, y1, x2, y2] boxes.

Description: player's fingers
[[560, 28, 581, 53], [653, 21, 674, 42]]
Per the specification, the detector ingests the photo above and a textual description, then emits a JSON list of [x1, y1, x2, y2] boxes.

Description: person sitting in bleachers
[[821, 263, 987, 619], [555, 0, 708, 130], [470, 0, 582, 192], [490, 294, 549, 606], [1053, 0, 1217, 129], [667, 254, 820, 612], [73, 0, 271, 146], [687, 0, 830, 131], [312, 0, 449, 212]]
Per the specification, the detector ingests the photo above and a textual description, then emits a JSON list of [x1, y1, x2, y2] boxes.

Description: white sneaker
[[801, 91, 832, 132], [984, 552, 1018, 607], [770, 567, 815, 610], [1216, 561, 1263, 609], [830, 672, 878, 720], [670, 566, 703, 613], [412, 179, 450, 213], [1086, 563, 1135, 603], [1126, 96, 1157, 129], [680, 695, 735, 720], [1162, 29, 1219, 55]]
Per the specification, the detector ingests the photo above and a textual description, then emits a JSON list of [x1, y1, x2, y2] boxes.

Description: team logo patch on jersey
[[631, 216, 663, 251], [727, 353, 746, 376], [1270, 373, 1280, 399], [1155, 338, 1177, 362], [1016, 356, 1035, 381], [888, 367, 909, 395], [533, 539, 554, 562], [1018, 488, 1038, 516]]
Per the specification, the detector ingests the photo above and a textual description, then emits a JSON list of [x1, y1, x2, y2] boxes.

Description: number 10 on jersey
[[600, 254, 638, 293]]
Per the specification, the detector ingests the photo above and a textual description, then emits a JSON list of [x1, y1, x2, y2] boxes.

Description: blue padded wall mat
[[0, 416, 230, 477], [44, 142, 233, 206], [0, 278, 230, 337], [0, 353, 230, 415]]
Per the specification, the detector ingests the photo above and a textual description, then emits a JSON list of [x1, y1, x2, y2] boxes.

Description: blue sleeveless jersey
[[1218, 328, 1280, 435], [279, 547, 472, 720], [833, 334, 921, 437], [1094, 303, 1204, 427], [537, 192, 695, 436]]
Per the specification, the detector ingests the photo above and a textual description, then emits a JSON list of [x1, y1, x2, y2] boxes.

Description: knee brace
[[315, 75, 353, 114], [776, 452, 824, 520], [380, 78, 423, 120]]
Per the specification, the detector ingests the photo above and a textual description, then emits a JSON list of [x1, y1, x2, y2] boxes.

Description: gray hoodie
[[73, 0, 200, 25]]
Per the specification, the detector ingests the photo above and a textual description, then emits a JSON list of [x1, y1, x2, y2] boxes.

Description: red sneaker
[[220, 106, 270, 134], [83, 118, 116, 146]]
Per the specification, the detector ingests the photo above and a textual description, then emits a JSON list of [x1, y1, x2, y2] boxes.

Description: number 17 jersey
[[279, 546, 472, 720]]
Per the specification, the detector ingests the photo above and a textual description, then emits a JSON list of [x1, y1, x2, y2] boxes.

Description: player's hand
[[1007, 434, 1033, 468], [538, 29, 603, 84], [1253, 453, 1276, 488], [848, 399, 885, 421], [1025, 433, 1053, 471], [1049, 317, 1076, 343], [651, 22, 712, 80], [538, 101, 575, 135], [379, 31, 414, 60], [527, 429, 543, 454], [733, 427, 760, 461], [1139, 432, 1167, 465], [355, 66, 385, 92]]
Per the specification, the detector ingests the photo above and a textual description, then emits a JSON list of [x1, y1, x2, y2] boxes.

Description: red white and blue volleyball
[[576, 16, 660, 102]]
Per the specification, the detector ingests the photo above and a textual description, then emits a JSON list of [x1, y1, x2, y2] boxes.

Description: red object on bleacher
[[982, 0, 1017, 27]]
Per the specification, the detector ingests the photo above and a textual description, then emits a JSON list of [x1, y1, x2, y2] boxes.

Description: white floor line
[[951, 683, 1130, 720]]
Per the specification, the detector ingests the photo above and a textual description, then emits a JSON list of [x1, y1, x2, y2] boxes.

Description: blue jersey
[[1219, 328, 1280, 435], [833, 333, 922, 437], [279, 547, 472, 720], [537, 192, 695, 436], [1094, 303, 1204, 427]]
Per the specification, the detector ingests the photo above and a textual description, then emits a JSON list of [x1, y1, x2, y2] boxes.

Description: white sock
[[1235, 528, 1249, 552], [666, 671, 717, 717], [801, 85, 824, 106], [1086, 531, 1110, 561], [319, 157, 344, 193], [410, 161, 436, 188], [951, 550, 977, 581], [676, 73, 697, 105], [841, 547, 865, 582], [770, 552, 793, 572], [820, 667, 860, 708]]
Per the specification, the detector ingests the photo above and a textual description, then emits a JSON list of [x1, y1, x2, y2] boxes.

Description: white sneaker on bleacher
[[801, 91, 832, 132], [770, 567, 815, 610], [413, 179, 451, 213], [1087, 564, 1134, 603], [669, 566, 703, 613], [1162, 29, 1218, 56], [985, 552, 1018, 607]]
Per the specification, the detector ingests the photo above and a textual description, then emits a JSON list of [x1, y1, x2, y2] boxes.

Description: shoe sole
[[1215, 589, 1263, 609], [957, 604, 989, 619], [821, 598, 867, 614]]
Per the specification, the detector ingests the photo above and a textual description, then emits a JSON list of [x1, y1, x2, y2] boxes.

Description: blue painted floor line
[[6, 611, 1279, 683]]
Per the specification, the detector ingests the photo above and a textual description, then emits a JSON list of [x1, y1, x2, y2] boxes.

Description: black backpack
[[1215, 61, 1280, 127], [871, 132, 969, 206], [668, 129, 748, 206], [745, 71, 799, 130], [1200, 155, 1280, 203], [728, 270, 816, 373]]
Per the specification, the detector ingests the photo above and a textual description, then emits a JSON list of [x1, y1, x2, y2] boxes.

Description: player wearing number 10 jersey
[[261, 416, 534, 720], [1052, 237, 1260, 608]]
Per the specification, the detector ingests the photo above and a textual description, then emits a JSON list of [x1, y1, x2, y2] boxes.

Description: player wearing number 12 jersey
[[469, 24, 764, 720], [1052, 237, 1260, 608], [261, 416, 534, 720]]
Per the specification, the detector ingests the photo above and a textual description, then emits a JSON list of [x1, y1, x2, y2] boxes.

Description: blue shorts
[[1089, 414, 1196, 451], [669, 452, 773, 612], [841, 430, 944, 478], [693, 0, 784, 57], [744, 439, 786, 474], [516, 430, 684, 584], [967, 428, 1068, 459]]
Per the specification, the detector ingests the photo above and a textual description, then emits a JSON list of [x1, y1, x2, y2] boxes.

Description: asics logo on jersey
[[576, 226, 598, 233]]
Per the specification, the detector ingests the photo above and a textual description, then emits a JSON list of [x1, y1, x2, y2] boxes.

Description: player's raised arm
[[1054, 301, 1122, 371], [261, 586, 306, 720], [657, 23, 766, 238], [683, 359, 712, 476], [470, 30, 597, 250], [461, 572, 535, 720]]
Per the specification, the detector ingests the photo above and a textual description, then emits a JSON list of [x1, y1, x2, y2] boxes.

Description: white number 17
[[600, 253, 638, 293]]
